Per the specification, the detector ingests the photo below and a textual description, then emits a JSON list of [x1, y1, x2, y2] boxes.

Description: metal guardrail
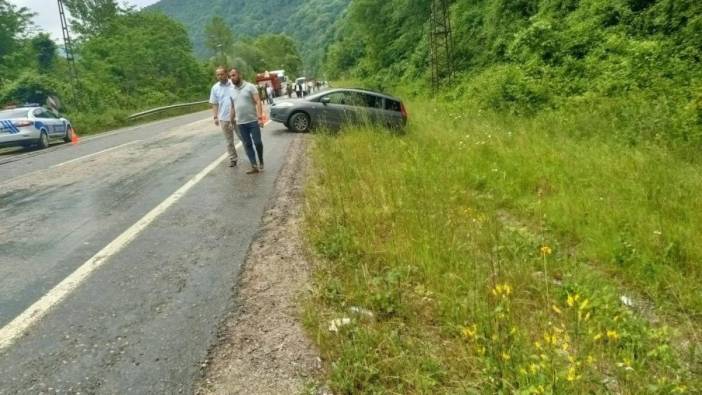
[[127, 100, 209, 120]]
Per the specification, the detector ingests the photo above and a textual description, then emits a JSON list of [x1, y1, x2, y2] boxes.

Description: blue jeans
[[238, 121, 263, 166]]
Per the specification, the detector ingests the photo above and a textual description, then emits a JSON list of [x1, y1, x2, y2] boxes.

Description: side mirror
[[320, 97, 331, 105]]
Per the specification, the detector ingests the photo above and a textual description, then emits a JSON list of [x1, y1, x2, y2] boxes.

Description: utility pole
[[57, 0, 79, 106], [429, 0, 455, 93]]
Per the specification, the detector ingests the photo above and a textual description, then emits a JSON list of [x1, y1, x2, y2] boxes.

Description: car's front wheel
[[288, 112, 310, 133], [37, 131, 49, 149], [63, 125, 73, 143]]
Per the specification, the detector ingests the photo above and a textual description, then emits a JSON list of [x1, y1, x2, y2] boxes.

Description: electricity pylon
[[429, 0, 455, 92]]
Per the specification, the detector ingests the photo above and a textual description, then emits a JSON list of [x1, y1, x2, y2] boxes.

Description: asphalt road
[[0, 108, 297, 393]]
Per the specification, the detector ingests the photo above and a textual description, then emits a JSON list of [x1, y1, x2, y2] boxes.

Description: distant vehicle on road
[[256, 71, 283, 97], [0, 106, 74, 149], [270, 88, 407, 133]]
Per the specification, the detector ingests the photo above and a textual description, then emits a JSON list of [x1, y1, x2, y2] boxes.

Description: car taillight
[[400, 102, 408, 118], [13, 120, 33, 127]]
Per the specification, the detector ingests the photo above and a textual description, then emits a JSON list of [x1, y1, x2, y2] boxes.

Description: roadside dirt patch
[[196, 134, 320, 394]]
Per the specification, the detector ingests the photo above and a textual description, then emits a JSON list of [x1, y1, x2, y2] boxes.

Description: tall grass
[[303, 99, 701, 393]]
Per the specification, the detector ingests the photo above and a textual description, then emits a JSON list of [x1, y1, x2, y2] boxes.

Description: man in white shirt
[[209, 66, 240, 167]]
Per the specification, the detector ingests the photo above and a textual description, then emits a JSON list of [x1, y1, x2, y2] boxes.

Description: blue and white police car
[[0, 106, 74, 149]]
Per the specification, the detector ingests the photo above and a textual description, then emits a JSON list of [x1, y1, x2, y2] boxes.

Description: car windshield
[[0, 109, 30, 118]]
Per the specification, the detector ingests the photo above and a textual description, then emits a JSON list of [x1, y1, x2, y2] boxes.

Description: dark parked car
[[269, 88, 407, 132]]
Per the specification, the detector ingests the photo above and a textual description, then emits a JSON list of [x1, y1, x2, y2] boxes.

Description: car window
[[33, 109, 48, 118], [360, 94, 384, 109], [44, 110, 60, 119], [323, 92, 359, 106], [385, 99, 402, 112], [0, 109, 30, 118]]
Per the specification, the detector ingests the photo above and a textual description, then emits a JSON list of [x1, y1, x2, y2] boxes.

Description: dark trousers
[[238, 121, 263, 166]]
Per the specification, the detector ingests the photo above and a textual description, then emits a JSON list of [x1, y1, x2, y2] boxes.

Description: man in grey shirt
[[229, 68, 265, 174]]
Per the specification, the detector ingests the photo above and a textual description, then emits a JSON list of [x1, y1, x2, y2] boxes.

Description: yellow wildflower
[[673, 385, 687, 394], [462, 324, 477, 340], [540, 245, 553, 256], [501, 351, 511, 361], [607, 329, 620, 341], [544, 332, 557, 345], [566, 365, 579, 382], [529, 363, 540, 374], [593, 333, 603, 341], [579, 298, 590, 311], [578, 311, 591, 321], [492, 283, 513, 298], [567, 293, 580, 307]]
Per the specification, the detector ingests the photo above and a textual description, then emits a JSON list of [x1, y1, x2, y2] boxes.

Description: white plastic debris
[[328, 318, 351, 333], [349, 306, 375, 319], [620, 295, 635, 308]]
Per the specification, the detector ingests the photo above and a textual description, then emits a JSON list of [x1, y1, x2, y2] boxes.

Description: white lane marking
[[0, 143, 241, 352], [50, 140, 143, 169]]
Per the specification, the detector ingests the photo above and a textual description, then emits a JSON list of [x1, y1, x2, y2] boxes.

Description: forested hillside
[[148, 0, 350, 75], [326, 0, 702, 146]]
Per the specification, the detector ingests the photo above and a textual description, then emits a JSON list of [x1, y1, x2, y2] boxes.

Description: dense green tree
[[0, 1, 34, 81], [205, 16, 234, 61], [31, 34, 57, 71], [253, 34, 302, 77], [63, 0, 131, 37], [77, 11, 207, 108], [0, 0, 33, 52]]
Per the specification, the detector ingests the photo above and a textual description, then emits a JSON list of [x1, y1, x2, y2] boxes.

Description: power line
[[429, 0, 455, 92]]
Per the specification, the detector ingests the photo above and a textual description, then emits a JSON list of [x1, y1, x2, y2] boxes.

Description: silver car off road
[[0, 107, 74, 149], [270, 88, 407, 132]]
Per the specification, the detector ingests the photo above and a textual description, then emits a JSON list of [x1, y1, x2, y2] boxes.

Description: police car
[[0, 106, 74, 149]]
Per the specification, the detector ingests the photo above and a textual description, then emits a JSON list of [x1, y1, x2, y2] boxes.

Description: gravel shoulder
[[197, 133, 320, 395]]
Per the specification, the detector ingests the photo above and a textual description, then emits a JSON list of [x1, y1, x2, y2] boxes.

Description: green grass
[[303, 99, 701, 393]]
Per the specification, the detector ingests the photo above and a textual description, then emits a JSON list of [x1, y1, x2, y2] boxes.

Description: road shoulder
[[196, 133, 320, 394]]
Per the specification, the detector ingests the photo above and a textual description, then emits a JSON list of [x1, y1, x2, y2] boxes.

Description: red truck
[[255, 71, 283, 97]]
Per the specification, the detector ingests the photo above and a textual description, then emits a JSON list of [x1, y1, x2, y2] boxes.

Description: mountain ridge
[[147, 0, 350, 75]]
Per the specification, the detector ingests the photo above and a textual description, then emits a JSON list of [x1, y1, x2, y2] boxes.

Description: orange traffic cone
[[71, 128, 79, 144]]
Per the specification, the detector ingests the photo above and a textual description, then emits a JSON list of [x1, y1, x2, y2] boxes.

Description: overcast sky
[[11, 0, 160, 40]]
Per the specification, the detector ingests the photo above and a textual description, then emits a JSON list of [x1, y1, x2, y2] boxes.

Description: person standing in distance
[[266, 84, 274, 105], [229, 68, 265, 174], [209, 66, 239, 167]]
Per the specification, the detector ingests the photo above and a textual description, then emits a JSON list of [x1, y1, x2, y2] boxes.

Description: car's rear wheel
[[288, 112, 310, 133], [37, 131, 49, 149], [63, 125, 73, 143]]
